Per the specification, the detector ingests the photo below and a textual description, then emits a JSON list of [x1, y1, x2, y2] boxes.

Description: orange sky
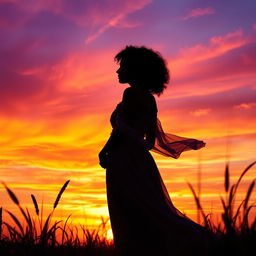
[[0, 0, 256, 236]]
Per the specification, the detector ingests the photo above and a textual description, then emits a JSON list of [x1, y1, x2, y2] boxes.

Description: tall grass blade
[[18, 205, 31, 231], [41, 211, 53, 245], [220, 197, 227, 214], [61, 214, 72, 245], [40, 197, 44, 232], [237, 161, 256, 185], [187, 182, 202, 210], [242, 204, 256, 232], [228, 184, 236, 208], [0, 207, 2, 240], [4, 209, 25, 236], [47, 220, 62, 241], [234, 161, 256, 196], [3, 222, 23, 240], [53, 180, 70, 209], [25, 207, 34, 238], [233, 200, 244, 226], [32, 218, 38, 240], [31, 194, 39, 216], [232, 161, 256, 217], [187, 182, 208, 227], [243, 179, 255, 213]]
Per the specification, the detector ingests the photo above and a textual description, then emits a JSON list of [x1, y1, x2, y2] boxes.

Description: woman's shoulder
[[122, 86, 157, 112]]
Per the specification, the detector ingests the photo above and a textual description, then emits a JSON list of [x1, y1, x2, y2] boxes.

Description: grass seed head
[[31, 194, 39, 216], [2, 182, 20, 205], [54, 180, 70, 209]]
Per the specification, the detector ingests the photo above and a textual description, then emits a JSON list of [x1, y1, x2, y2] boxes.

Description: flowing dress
[[106, 87, 214, 256]]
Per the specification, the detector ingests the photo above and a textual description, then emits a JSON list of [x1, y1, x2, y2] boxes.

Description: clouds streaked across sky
[[0, 0, 256, 230]]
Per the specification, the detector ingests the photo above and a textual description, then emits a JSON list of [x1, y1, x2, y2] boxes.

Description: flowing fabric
[[152, 118, 206, 159], [106, 90, 215, 256]]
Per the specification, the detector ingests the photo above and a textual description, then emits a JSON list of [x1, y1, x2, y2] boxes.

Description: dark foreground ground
[[1, 234, 256, 256]]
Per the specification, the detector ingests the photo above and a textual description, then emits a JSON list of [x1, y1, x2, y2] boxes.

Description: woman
[[99, 46, 214, 256]]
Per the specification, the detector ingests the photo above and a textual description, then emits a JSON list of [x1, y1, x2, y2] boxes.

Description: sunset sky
[[0, 0, 256, 233]]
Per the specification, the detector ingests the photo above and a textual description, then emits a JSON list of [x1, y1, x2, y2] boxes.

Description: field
[[0, 161, 255, 256]]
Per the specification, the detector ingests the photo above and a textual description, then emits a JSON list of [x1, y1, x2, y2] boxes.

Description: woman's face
[[116, 60, 134, 84]]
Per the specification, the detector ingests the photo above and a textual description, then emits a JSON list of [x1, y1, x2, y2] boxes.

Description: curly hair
[[114, 45, 169, 96]]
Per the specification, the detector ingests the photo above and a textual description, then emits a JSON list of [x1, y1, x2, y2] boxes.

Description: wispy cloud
[[85, 14, 125, 44], [180, 7, 215, 21], [84, 0, 152, 44]]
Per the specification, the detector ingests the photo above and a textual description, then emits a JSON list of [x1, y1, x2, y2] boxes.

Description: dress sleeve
[[151, 118, 206, 159]]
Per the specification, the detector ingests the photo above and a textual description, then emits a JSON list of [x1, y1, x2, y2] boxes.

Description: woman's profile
[[99, 46, 214, 256]]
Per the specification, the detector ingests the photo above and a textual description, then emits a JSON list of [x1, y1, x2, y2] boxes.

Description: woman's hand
[[98, 149, 109, 169]]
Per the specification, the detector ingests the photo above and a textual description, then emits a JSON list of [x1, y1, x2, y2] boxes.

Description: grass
[[188, 161, 256, 235], [188, 161, 256, 255], [0, 161, 255, 256], [0, 180, 114, 256]]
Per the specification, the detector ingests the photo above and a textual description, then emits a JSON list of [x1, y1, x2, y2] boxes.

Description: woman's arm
[[145, 117, 157, 150], [145, 95, 158, 150], [98, 129, 120, 169]]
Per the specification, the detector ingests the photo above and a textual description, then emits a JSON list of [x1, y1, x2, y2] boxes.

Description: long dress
[[106, 87, 214, 256]]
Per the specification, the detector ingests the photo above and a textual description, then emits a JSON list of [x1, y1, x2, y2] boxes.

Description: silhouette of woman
[[99, 46, 214, 256]]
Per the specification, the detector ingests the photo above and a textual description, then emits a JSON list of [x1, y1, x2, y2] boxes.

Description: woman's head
[[115, 45, 169, 96]]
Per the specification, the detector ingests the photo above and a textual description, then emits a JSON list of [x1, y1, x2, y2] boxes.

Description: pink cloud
[[180, 7, 215, 21], [234, 102, 256, 109], [190, 108, 211, 116]]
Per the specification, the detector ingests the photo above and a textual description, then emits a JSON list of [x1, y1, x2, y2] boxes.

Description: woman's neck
[[129, 83, 148, 92]]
